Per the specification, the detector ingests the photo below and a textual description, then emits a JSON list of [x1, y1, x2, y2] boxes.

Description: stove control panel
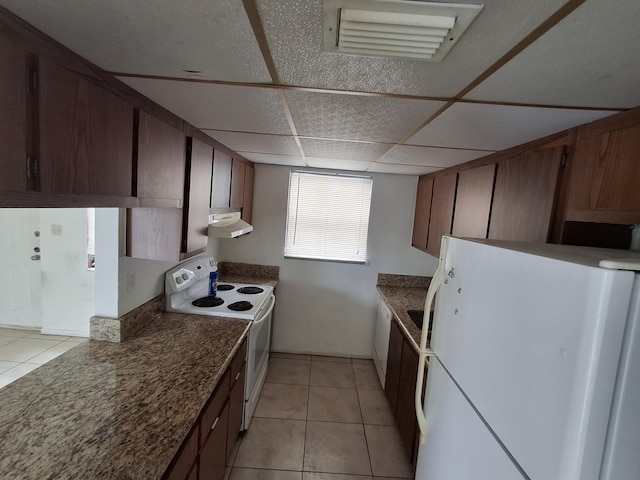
[[165, 257, 218, 293]]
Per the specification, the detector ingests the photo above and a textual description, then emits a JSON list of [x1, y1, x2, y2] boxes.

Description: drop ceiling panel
[[203, 131, 300, 156], [465, 0, 640, 108], [0, 0, 271, 83], [368, 163, 442, 175], [299, 138, 392, 161], [408, 103, 616, 151], [285, 90, 445, 142], [257, 0, 568, 97], [117, 78, 292, 135], [237, 153, 307, 167], [382, 145, 489, 168], [306, 158, 373, 172]]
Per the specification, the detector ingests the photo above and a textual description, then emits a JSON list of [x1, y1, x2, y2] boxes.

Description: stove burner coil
[[237, 286, 264, 295], [217, 284, 235, 291], [191, 296, 224, 307], [228, 301, 253, 311]]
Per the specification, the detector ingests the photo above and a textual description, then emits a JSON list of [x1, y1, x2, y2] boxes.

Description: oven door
[[243, 293, 275, 429]]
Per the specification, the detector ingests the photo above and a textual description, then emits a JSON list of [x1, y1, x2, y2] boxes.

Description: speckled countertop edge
[[0, 313, 251, 480], [377, 280, 432, 353]]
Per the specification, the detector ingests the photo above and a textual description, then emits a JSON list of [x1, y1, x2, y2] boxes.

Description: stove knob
[[176, 276, 183, 284], [182, 273, 189, 281]]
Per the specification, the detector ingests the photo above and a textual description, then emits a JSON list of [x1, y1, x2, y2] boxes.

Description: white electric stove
[[164, 257, 275, 430]]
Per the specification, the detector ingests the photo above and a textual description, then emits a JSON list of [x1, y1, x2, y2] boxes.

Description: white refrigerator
[[415, 237, 640, 480]]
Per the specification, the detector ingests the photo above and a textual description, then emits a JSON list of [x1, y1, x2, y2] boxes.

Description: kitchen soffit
[[117, 77, 292, 135], [407, 103, 618, 151], [201, 131, 301, 156], [0, 0, 271, 83], [382, 145, 491, 168], [256, 0, 570, 97], [466, 0, 640, 108], [283, 90, 446, 143]]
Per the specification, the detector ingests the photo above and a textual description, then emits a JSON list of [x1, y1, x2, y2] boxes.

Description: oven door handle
[[253, 294, 275, 326]]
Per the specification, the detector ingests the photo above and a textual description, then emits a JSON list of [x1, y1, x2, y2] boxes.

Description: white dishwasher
[[372, 294, 392, 387]]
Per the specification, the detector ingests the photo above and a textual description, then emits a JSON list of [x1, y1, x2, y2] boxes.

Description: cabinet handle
[[235, 371, 241, 381], [211, 416, 219, 431]]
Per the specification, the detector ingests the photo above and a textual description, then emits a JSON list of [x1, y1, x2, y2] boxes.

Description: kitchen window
[[284, 170, 373, 263]]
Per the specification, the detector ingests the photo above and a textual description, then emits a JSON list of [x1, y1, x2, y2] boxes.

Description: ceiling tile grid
[[382, 145, 490, 168], [299, 138, 391, 161], [256, 0, 569, 97], [407, 103, 617, 151], [117, 78, 292, 135], [306, 157, 373, 171], [0, 0, 271, 82], [284, 90, 446, 143], [202, 131, 301, 156], [465, 0, 640, 108], [368, 163, 442, 176]]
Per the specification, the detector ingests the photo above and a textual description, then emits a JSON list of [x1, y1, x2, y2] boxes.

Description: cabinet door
[[126, 207, 183, 261], [242, 165, 254, 224], [165, 424, 199, 480], [396, 340, 419, 462], [227, 366, 245, 461], [489, 147, 562, 242], [571, 118, 640, 213], [452, 164, 495, 239], [211, 150, 232, 208], [412, 176, 433, 250], [39, 57, 133, 196], [384, 319, 403, 414], [183, 137, 213, 255], [230, 159, 245, 210], [136, 110, 185, 201], [200, 400, 229, 480], [0, 34, 27, 192], [426, 173, 457, 256]]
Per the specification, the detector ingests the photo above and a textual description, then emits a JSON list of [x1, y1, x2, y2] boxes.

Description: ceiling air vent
[[323, 0, 483, 62]]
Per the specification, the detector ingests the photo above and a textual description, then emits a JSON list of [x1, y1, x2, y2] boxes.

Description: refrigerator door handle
[[416, 236, 449, 443]]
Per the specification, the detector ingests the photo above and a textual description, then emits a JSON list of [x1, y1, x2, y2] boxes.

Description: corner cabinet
[[426, 173, 457, 256], [163, 338, 247, 480]]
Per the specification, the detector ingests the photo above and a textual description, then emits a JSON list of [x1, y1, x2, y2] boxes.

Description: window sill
[[284, 255, 367, 265]]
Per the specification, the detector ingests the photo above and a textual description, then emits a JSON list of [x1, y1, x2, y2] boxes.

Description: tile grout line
[[353, 361, 375, 478]]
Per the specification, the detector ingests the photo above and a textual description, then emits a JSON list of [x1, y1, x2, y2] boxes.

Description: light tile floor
[[227, 353, 415, 480], [0, 327, 88, 389]]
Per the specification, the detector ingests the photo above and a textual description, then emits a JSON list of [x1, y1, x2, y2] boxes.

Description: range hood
[[207, 212, 253, 238]]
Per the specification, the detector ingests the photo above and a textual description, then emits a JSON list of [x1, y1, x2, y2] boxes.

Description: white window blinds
[[285, 171, 373, 263]]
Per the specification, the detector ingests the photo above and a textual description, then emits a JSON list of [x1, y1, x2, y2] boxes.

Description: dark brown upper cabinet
[[38, 57, 133, 196], [135, 110, 185, 203], [211, 149, 232, 209], [412, 176, 434, 251], [488, 146, 563, 243], [182, 137, 213, 255], [242, 164, 255, 224], [452, 164, 496, 239], [566, 110, 640, 225], [0, 34, 28, 192], [426, 173, 457, 257], [230, 159, 245, 210]]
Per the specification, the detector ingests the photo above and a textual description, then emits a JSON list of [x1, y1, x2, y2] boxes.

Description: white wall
[[214, 164, 437, 357], [39, 209, 95, 336]]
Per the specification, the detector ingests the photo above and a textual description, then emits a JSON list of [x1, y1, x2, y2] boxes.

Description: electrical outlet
[[126, 271, 136, 292], [51, 224, 63, 236]]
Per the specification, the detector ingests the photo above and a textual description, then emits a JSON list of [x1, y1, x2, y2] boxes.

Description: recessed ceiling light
[[323, 0, 483, 62]]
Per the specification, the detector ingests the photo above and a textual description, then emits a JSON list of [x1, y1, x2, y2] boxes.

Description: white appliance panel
[[417, 358, 524, 480], [431, 239, 635, 480], [373, 295, 392, 387]]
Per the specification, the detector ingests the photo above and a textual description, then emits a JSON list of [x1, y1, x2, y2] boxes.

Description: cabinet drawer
[[165, 423, 199, 480], [230, 338, 247, 383], [200, 369, 230, 446]]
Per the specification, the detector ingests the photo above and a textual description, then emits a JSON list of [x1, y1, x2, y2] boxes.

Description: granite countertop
[[0, 313, 250, 480], [376, 274, 433, 353]]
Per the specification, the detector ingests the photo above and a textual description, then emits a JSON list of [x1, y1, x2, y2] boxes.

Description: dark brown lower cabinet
[[384, 318, 427, 468], [163, 338, 247, 480], [200, 401, 230, 480]]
